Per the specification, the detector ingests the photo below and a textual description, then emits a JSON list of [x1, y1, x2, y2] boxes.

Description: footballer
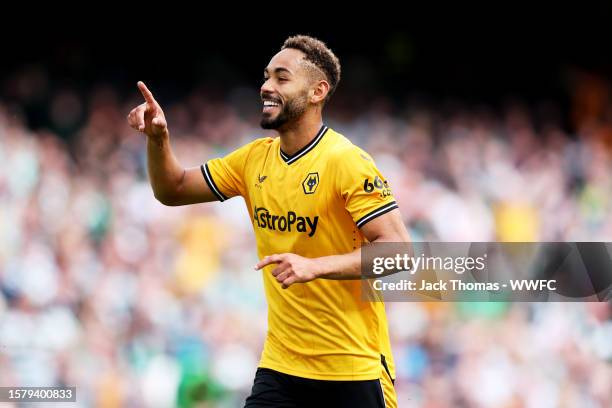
[[127, 35, 410, 408]]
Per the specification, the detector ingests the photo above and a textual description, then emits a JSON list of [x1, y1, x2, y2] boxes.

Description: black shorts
[[244, 367, 389, 408]]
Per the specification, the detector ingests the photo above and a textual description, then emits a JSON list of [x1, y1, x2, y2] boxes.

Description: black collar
[[280, 125, 328, 165]]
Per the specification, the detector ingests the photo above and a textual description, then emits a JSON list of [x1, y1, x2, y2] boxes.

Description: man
[[127, 35, 409, 408]]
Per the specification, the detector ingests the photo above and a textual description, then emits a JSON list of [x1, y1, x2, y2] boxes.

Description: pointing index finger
[[255, 254, 283, 270], [137, 81, 157, 105]]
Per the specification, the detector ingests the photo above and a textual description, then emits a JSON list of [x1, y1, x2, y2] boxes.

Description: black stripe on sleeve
[[200, 163, 228, 202], [355, 201, 398, 228]]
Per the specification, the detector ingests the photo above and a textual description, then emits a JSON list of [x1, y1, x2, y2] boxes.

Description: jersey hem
[[258, 361, 381, 381]]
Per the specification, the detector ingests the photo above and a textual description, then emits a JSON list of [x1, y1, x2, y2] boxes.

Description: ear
[[310, 80, 330, 104]]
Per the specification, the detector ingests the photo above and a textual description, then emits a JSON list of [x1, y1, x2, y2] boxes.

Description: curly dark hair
[[281, 35, 341, 103]]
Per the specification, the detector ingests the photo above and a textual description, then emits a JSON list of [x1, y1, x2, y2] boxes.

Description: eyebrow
[[263, 67, 293, 76]]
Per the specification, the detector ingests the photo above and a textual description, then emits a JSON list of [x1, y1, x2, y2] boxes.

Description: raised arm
[[127, 81, 217, 205]]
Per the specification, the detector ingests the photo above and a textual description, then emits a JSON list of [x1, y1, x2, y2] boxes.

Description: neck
[[277, 111, 324, 156]]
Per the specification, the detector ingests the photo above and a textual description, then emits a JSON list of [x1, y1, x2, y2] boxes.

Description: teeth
[[263, 101, 280, 107]]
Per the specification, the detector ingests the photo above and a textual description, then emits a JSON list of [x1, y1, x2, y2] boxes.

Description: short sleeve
[[335, 146, 398, 228], [201, 139, 262, 201]]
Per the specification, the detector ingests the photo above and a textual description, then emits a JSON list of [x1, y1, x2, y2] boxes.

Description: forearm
[[146, 132, 185, 203], [315, 210, 411, 280], [315, 247, 363, 280], [314, 240, 411, 280]]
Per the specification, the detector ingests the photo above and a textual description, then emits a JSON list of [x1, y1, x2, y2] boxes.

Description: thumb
[[152, 116, 167, 129]]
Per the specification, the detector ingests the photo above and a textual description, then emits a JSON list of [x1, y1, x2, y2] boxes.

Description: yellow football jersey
[[202, 125, 398, 382]]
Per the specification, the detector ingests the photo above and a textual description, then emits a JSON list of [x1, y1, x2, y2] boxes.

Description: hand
[[127, 81, 168, 139], [255, 253, 321, 289]]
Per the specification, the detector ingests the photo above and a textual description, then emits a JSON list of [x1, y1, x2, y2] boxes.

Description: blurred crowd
[[0, 72, 611, 407]]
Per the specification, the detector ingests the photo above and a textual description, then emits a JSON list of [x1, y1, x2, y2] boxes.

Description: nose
[[260, 78, 274, 96]]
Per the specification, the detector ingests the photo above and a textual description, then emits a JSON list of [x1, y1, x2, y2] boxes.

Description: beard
[[260, 92, 308, 130]]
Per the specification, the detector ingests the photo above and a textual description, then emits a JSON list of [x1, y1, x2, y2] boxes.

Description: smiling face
[[260, 48, 319, 130]]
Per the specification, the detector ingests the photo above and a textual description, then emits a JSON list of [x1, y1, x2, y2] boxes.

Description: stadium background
[[1, 15, 611, 407]]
